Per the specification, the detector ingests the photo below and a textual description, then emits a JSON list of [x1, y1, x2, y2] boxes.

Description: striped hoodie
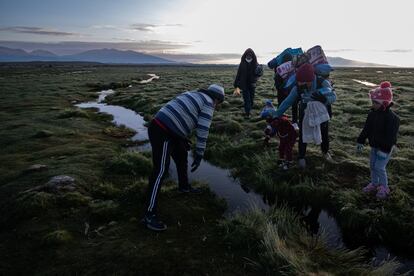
[[155, 90, 215, 156]]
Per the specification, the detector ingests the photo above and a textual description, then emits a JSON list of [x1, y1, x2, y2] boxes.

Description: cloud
[[325, 49, 356, 53], [157, 52, 241, 64], [130, 23, 182, 32], [384, 49, 412, 53], [326, 48, 412, 54], [91, 25, 116, 29], [0, 26, 77, 36], [111, 38, 138, 42], [90, 25, 121, 30], [0, 40, 192, 55]]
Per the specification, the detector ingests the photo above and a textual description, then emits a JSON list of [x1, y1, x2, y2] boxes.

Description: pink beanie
[[296, 63, 315, 83], [370, 81, 393, 107]]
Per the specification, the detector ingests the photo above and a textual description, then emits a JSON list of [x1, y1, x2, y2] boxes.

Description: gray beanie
[[206, 84, 225, 103]]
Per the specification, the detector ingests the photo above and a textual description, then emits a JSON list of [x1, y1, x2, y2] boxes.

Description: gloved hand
[[191, 153, 203, 172], [264, 126, 272, 136], [292, 123, 299, 132], [233, 87, 241, 96], [311, 91, 327, 103], [356, 143, 364, 153]]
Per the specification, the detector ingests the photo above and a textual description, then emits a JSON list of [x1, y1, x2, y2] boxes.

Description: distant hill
[[0, 46, 394, 66], [327, 57, 391, 67], [0, 46, 62, 61], [0, 47, 29, 58], [30, 49, 57, 57], [0, 47, 176, 64], [64, 48, 176, 64]]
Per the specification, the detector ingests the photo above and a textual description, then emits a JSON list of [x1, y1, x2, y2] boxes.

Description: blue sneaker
[[142, 214, 167, 232], [178, 186, 203, 194]]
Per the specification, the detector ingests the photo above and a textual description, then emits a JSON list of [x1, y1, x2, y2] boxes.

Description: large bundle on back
[[267, 47, 303, 70], [267, 48, 303, 91], [276, 45, 333, 88]]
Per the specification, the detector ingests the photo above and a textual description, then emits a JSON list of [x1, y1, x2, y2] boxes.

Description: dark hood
[[241, 48, 258, 65]]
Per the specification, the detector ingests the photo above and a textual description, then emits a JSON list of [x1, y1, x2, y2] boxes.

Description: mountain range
[[0, 46, 175, 64], [0, 46, 391, 67]]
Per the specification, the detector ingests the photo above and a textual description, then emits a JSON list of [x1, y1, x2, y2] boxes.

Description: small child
[[261, 100, 298, 170], [356, 81, 400, 199]]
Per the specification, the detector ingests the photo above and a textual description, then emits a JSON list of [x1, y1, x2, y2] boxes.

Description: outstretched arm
[[274, 88, 298, 118]]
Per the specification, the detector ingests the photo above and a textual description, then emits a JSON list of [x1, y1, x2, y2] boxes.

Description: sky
[[0, 0, 413, 66]]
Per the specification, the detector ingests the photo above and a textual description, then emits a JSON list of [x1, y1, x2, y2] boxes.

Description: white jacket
[[302, 101, 330, 144]]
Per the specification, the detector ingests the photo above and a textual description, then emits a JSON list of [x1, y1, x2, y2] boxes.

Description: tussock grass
[[105, 151, 152, 176], [43, 229, 73, 245], [102, 125, 136, 138], [221, 206, 400, 275], [57, 108, 90, 119]]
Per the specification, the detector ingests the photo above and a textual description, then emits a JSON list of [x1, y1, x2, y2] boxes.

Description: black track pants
[[145, 122, 188, 215]]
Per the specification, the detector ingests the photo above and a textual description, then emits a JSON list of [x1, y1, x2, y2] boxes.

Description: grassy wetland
[[0, 63, 413, 275]]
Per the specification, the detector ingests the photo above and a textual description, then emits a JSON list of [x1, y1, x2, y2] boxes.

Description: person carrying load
[[272, 63, 336, 168]]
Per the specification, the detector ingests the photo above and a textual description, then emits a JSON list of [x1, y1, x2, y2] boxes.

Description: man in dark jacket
[[234, 48, 262, 118]]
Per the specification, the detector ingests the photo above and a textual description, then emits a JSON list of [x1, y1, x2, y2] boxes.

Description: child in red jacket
[[261, 101, 298, 170]]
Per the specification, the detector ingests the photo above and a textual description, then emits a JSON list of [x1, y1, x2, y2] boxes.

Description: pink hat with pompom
[[369, 81, 393, 107]]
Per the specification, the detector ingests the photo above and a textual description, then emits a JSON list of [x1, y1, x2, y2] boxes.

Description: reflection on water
[[352, 79, 377, 87], [302, 207, 414, 273], [131, 135, 269, 215], [373, 246, 414, 273], [168, 153, 269, 215], [76, 102, 149, 141], [303, 207, 344, 249]]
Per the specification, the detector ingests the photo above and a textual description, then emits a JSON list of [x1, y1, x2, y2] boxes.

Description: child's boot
[[282, 160, 294, 170], [323, 152, 333, 162], [376, 185, 390, 199], [362, 183, 377, 193]]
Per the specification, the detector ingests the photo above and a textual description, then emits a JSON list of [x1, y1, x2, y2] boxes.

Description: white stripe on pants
[[147, 140, 169, 212]]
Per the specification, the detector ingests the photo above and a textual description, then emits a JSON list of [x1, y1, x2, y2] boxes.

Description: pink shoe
[[362, 183, 377, 193], [376, 186, 390, 199]]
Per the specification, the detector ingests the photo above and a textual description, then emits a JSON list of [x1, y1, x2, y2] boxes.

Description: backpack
[[267, 48, 303, 69], [282, 45, 334, 90]]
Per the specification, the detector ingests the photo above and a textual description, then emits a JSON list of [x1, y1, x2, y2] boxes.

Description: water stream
[[76, 88, 413, 273], [352, 79, 377, 87], [139, 73, 160, 84], [76, 88, 268, 215]]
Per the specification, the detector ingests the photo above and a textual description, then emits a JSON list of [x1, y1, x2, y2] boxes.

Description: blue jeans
[[242, 87, 255, 115], [370, 148, 392, 187]]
